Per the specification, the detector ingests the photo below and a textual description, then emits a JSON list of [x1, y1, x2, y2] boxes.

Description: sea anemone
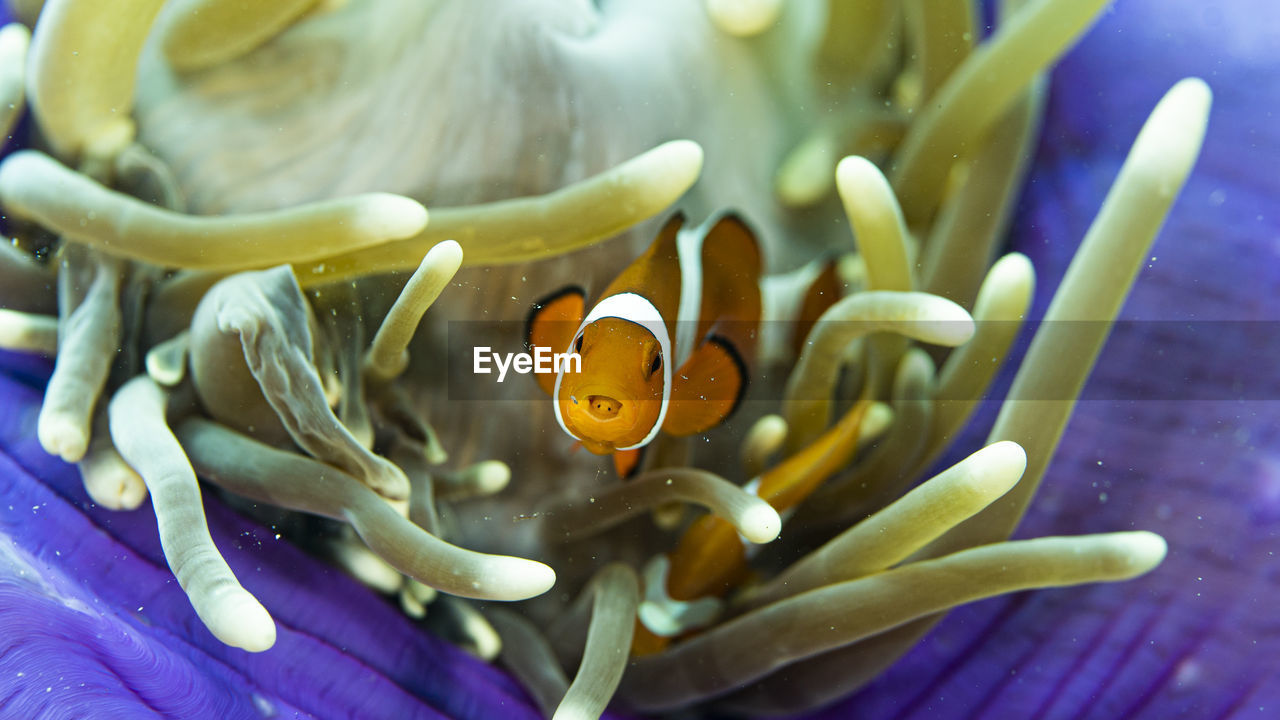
[[0, 0, 1271, 718]]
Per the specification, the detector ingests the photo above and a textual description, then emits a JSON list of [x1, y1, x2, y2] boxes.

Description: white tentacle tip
[[660, 138, 704, 165], [1161, 77, 1212, 127], [471, 460, 511, 495], [1112, 531, 1168, 575], [518, 560, 557, 598], [706, 0, 784, 37], [356, 193, 429, 239], [82, 463, 148, 510], [207, 592, 277, 653], [483, 557, 557, 601], [645, 139, 705, 189], [861, 402, 895, 440], [776, 133, 837, 207], [988, 252, 1035, 292], [38, 416, 89, 463], [922, 297, 977, 346], [0, 22, 31, 49], [835, 155, 882, 191], [976, 441, 1027, 487], [427, 238, 463, 270], [740, 501, 782, 544], [751, 413, 788, 441], [1133, 78, 1212, 188]]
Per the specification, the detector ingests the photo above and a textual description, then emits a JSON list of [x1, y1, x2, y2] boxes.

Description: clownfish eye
[[574, 334, 584, 353], [648, 352, 662, 377]]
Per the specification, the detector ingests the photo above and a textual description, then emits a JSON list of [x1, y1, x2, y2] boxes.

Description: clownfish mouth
[[585, 394, 622, 420], [568, 393, 627, 422], [561, 386, 651, 452]]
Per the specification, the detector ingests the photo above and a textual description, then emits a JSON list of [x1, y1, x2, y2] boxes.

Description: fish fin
[[599, 212, 685, 335], [792, 257, 841, 358], [658, 211, 686, 244], [525, 285, 585, 396], [756, 399, 870, 513], [697, 212, 763, 357], [613, 446, 646, 479], [663, 334, 748, 436]]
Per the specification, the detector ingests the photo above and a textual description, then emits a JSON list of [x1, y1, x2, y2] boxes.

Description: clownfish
[[525, 212, 762, 477]]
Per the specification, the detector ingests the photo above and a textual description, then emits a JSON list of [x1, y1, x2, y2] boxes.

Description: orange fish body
[[526, 212, 762, 474]]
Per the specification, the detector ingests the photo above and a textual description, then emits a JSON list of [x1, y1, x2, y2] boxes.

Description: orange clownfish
[[525, 212, 762, 477]]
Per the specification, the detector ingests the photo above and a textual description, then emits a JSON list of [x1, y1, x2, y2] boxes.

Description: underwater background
[[0, 0, 1277, 718]]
